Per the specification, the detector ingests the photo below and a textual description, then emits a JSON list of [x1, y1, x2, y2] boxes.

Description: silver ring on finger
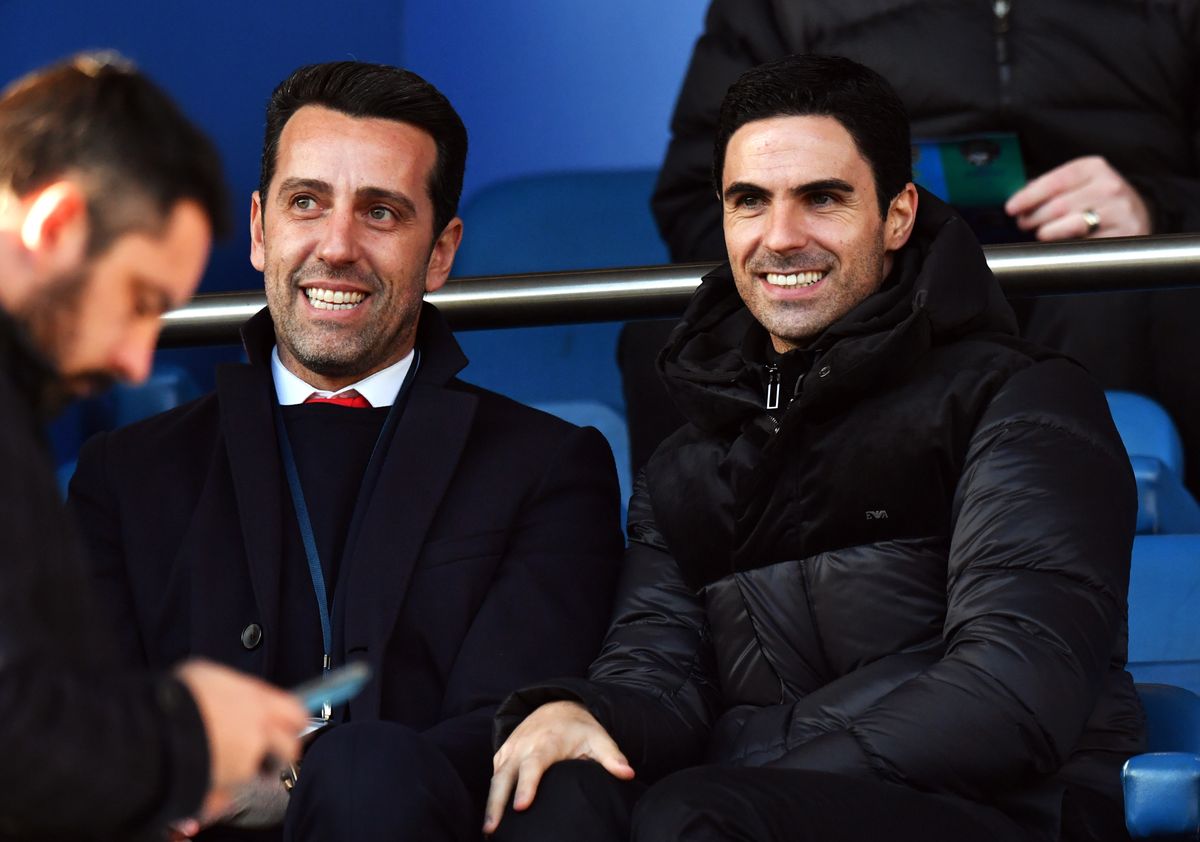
[[1082, 209, 1101, 236]]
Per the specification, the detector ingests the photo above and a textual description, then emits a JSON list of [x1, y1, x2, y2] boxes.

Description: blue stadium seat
[[107, 363, 200, 427], [1108, 391, 1187, 478], [1130, 455, 1200, 535], [449, 169, 670, 496], [1106, 391, 1200, 534], [1127, 535, 1200, 694], [1123, 684, 1200, 838], [453, 169, 668, 276]]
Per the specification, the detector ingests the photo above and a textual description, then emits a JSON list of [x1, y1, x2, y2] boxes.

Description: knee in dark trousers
[[631, 766, 748, 842], [283, 721, 475, 842], [632, 765, 1035, 842], [490, 759, 644, 842]]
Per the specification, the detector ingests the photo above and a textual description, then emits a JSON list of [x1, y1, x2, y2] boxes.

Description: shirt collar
[[271, 346, 415, 407]]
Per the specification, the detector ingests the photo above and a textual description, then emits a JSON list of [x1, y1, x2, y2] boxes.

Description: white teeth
[[765, 271, 824, 287], [305, 287, 365, 310]]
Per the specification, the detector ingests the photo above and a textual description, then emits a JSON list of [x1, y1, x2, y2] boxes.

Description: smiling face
[[721, 115, 917, 353], [251, 105, 461, 390]]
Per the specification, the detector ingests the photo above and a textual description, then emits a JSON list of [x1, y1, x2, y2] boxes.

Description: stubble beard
[[740, 241, 887, 351], [267, 262, 422, 381], [18, 266, 116, 398]]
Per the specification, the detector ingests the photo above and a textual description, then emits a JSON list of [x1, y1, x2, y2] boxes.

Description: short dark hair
[[0, 52, 230, 256], [713, 54, 912, 216], [259, 62, 468, 236]]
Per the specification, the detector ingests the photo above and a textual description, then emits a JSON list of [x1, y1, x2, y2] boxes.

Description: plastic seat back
[[1127, 535, 1200, 694]]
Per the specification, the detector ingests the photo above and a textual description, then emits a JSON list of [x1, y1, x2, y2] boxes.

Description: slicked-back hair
[[713, 54, 912, 217], [259, 62, 468, 236], [0, 52, 230, 256]]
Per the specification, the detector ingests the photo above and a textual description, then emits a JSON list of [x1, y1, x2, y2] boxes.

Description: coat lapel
[[334, 380, 477, 716], [215, 362, 285, 672]]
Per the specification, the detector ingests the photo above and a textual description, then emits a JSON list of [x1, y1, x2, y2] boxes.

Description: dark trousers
[[283, 721, 476, 842], [491, 759, 1042, 842]]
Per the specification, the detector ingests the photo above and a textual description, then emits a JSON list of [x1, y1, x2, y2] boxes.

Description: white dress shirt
[[271, 346, 415, 407]]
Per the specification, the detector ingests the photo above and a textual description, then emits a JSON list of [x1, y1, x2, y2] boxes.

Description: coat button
[[241, 623, 263, 650], [818, 365, 832, 378]]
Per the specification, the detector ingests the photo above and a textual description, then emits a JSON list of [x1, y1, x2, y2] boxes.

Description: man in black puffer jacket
[[485, 55, 1143, 842], [624, 0, 1200, 497]]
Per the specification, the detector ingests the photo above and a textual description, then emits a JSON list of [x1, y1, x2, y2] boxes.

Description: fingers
[[511, 757, 551, 811], [167, 819, 200, 840], [482, 701, 631, 835], [482, 759, 518, 835], [260, 678, 307, 736], [268, 693, 307, 763], [1005, 157, 1093, 219], [177, 659, 307, 796], [482, 751, 552, 834], [592, 736, 636, 781], [482, 736, 635, 834], [1004, 156, 1150, 240]]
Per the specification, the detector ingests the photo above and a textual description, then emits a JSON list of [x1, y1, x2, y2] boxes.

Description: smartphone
[[291, 661, 371, 715]]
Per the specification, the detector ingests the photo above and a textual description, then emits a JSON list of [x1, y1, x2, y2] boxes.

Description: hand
[[175, 659, 307, 820], [483, 701, 635, 835], [1005, 155, 1151, 240], [166, 773, 291, 838]]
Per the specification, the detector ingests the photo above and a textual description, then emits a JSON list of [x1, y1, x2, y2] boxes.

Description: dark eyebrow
[[275, 177, 330, 201], [358, 186, 418, 220], [793, 178, 855, 197], [724, 178, 855, 202], [724, 181, 767, 201], [273, 178, 418, 219]]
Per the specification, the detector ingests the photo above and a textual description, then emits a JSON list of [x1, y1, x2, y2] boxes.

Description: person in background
[[0, 53, 306, 840]]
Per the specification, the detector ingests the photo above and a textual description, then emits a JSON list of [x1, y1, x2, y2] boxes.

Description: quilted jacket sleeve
[[761, 360, 1138, 798], [494, 474, 723, 782]]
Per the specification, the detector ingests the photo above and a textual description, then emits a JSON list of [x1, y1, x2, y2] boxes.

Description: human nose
[[314, 206, 360, 265], [110, 323, 158, 385], [760, 202, 809, 255]]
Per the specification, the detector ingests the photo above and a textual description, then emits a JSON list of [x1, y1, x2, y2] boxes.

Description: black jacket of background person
[[646, 0, 1200, 497], [499, 193, 1145, 838], [68, 302, 624, 811], [655, 0, 1200, 258], [0, 308, 208, 840]]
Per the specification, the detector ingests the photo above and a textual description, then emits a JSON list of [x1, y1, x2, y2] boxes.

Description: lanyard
[[271, 349, 421, 718]]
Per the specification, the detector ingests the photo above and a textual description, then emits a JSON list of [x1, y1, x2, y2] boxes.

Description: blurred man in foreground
[[0, 53, 305, 840]]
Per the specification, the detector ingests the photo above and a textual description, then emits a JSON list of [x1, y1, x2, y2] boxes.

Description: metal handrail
[[160, 233, 1200, 347]]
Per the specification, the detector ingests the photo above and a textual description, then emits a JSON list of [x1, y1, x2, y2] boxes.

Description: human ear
[[884, 183, 919, 252], [249, 191, 266, 272], [21, 181, 89, 274], [424, 217, 463, 294]]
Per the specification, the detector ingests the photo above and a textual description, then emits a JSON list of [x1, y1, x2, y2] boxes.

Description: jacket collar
[[658, 190, 1019, 433]]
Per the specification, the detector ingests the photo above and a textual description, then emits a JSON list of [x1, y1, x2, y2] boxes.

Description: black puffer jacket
[[653, 0, 1200, 259], [499, 195, 1144, 835], [643, 0, 1200, 500]]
